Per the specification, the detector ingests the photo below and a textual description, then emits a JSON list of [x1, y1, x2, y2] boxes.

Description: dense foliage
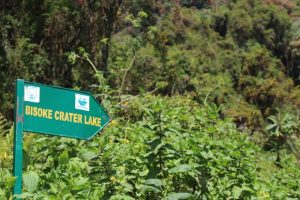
[[1, 96, 300, 199], [1, 0, 300, 199]]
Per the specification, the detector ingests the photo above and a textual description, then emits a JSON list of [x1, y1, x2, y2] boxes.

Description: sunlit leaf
[[166, 192, 193, 200], [23, 171, 39, 193]]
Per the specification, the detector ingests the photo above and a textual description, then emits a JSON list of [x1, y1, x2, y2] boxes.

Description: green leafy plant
[[266, 110, 300, 165]]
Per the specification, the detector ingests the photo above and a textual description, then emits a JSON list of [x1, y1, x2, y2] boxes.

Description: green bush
[[2, 96, 259, 199]]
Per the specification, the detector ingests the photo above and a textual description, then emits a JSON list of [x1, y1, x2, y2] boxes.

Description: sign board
[[13, 79, 110, 199], [23, 81, 110, 139]]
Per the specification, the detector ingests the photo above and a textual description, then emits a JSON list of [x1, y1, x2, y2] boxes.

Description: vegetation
[[1, 0, 300, 199]]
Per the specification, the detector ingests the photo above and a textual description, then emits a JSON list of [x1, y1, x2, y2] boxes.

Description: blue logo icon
[[75, 94, 89, 111], [24, 86, 40, 103], [27, 87, 37, 99], [78, 97, 87, 106]]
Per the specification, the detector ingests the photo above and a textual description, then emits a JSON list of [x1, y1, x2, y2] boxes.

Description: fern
[[0, 113, 12, 168], [0, 114, 9, 136]]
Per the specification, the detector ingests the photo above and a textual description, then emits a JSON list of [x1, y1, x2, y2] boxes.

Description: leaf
[[72, 184, 87, 191], [110, 194, 135, 200], [62, 193, 73, 199], [5, 176, 16, 188], [200, 151, 214, 159], [49, 183, 58, 193], [80, 149, 98, 160], [144, 179, 163, 187], [232, 186, 242, 199], [141, 185, 161, 193], [0, 189, 5, 199], [135, 157, 143, 164], [76, 177, 89, 185], [120, 182, 134, 192], [73, 177, 89, 191], [169, 164, 192, 173], [139, 168, 149, 176], [265, 124, 277, 131], [267, 115, 277, 124], [23, 149, 30, 169], [15, 192, 33, 199], [58, 151, 69, 165], [156, 81, 168, 89], [154, 142, 165, 155], [23, 171, 39, 193], [166, 192, 193, 200]]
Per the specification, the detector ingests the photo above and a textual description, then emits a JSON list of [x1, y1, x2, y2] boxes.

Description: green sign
[[13, 79, 110, 199], [23, 80, 110, 139]]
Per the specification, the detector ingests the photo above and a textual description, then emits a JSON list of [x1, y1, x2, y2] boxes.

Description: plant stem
[[118, 54, 136, 100]]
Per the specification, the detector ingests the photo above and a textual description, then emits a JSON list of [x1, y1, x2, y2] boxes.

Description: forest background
[[1, 0, 300, 199]]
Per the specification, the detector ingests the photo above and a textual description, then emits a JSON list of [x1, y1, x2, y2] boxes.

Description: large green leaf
[[110, 194, 135, 200], [80, 148, 98, 160], [169, 164, 192, 173], [141, 185, 161, 193], [58, 151, 69, 165], [23, 171, 39, 193], [144, 179, 163, 187], [5, 176, 16, 188], [166, 192, 193, 200], [15, 192, 33, 199], [232, 186, 242, 199], [0, 189, 5, 199], [23, 149, 31, 169]]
